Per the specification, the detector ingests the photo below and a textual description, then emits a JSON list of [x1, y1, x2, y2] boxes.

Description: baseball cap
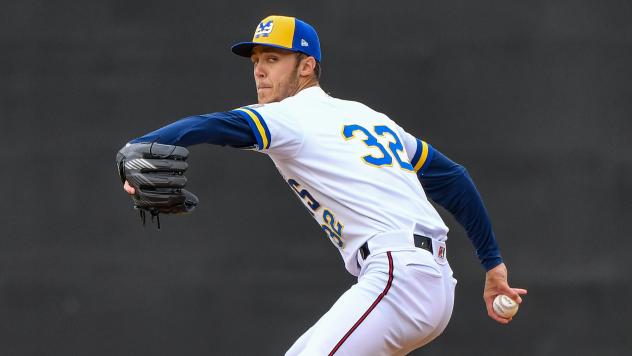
[[231, 15, 321, 62]]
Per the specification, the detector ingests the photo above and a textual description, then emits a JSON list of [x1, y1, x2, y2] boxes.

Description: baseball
[[493, 295, 519, 318]]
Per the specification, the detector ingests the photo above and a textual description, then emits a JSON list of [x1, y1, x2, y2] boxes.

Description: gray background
[[2, 0, 631, 355]]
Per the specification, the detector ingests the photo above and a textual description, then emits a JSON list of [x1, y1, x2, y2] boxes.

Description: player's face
[[251, 46, 301, 104]]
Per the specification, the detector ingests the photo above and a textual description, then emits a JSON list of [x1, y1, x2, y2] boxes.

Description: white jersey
[[236, 86, 449, 276]]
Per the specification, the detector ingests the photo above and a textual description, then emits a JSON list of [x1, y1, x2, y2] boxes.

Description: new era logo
[[254, 20, 274, 38], [301, 39, 309, 47], [438, 246, 446, 259]]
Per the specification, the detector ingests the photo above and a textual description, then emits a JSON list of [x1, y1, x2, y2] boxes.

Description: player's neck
[[294, 77, 320, 96]]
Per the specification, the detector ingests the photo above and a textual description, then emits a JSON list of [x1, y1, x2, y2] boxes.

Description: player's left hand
[[116, 142, 199, 222], [483, 263, 527, 324], [123, 180, 135, 195]]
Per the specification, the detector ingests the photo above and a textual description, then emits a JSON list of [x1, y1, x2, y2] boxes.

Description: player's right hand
[[123, 180, 136, 195], [483, 263, 528, 324]]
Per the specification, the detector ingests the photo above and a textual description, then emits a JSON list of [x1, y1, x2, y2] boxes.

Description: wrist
[[482, 256, 504, 271], [485, 263, 507, 280]]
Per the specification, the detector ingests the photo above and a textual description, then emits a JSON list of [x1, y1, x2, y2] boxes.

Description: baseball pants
[[285, 246, 457, 355]]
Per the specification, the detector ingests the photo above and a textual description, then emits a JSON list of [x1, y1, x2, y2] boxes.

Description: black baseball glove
[[116, 142, 199, 227]]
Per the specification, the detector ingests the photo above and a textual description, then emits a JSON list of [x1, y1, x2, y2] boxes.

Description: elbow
[[453, 163, 468, 178]]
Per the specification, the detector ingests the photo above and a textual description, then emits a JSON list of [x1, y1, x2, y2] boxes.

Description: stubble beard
[[257, 62, 301, 104]]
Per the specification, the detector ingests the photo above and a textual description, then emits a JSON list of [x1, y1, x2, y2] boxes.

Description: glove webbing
[[139, 209, 161, 229]]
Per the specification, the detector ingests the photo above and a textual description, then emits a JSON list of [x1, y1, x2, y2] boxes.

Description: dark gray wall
[[2, 0, 631, 355]]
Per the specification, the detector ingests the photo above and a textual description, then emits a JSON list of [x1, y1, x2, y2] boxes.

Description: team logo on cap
[[254, 20, 274, 38]]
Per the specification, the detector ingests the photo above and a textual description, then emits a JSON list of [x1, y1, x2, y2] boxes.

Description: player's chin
[[258, 90, 283, 104], [257, 95, 272, 104]]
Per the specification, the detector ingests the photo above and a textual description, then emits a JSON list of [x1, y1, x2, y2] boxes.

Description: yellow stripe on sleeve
[[413, 141, 429, 172], [236, 108, 269, 149]]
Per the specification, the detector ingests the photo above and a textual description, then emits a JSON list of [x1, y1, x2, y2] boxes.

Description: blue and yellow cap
[[231, 15, 321, 62]]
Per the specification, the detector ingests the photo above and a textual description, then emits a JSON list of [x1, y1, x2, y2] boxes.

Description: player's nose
[[253, 63, 266, 78]]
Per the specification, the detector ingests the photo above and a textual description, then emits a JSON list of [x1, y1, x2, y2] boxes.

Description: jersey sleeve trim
[[411, 139, 434, 174], [233, 108, 271, 150]]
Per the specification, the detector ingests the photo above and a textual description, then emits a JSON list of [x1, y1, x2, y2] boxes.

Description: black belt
[[359, 234, 433, 260]]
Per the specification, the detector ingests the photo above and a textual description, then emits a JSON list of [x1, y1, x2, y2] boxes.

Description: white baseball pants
[[286, 246, 457, 355]]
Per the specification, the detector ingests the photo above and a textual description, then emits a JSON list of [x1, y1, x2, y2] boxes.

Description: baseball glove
[[116, 142, 199, 228]]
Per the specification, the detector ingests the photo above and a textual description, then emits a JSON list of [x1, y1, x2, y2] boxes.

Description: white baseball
[[493, 295, 519, 318]]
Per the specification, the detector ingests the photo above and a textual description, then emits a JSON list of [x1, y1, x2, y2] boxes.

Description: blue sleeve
[[129, 111, 257, 148], [418, 147, 503, 271]]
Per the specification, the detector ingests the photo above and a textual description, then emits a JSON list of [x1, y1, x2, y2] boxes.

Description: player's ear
[[299, 56, 317, 78]]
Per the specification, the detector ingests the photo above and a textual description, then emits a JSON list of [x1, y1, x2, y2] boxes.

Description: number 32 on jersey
[[288, 178, 345, 249], [342, 124, 414, 171]]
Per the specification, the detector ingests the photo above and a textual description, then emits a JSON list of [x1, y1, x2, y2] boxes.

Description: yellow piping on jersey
[[414, 141, 429, 172], [236, 108, 269, 149]]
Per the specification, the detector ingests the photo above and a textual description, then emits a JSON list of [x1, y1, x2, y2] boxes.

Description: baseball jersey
[[232, 87, 449, 275], [129, 86, 503, 273]]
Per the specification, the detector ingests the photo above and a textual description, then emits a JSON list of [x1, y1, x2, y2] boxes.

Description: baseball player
[[116, 15, 527, 355]]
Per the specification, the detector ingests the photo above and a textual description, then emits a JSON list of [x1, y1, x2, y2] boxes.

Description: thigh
[[285, 324, 316, 356], [401, 256, 457, 354], [287, 252, 396, 355], [286, 251, 450, 356]]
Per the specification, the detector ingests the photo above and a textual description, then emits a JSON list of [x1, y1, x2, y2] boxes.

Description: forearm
[[129, 111, 256, 148], [419, 149, 503, 271]]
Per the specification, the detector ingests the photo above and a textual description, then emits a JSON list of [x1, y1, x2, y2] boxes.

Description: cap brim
[[231, 42, 299, 58], [231, 42, 257, 57]]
